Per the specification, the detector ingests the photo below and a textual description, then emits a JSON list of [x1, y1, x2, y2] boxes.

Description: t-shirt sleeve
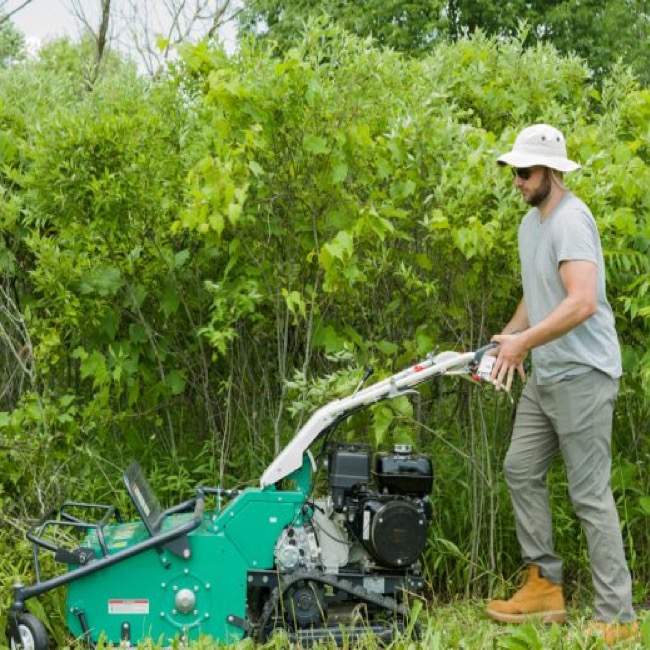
[[553, 209, 598, 265]]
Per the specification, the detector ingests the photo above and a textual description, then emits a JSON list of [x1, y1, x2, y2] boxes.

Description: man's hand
[[490, 333, 528, 392]]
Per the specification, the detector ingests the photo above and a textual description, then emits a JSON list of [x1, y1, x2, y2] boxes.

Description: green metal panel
[[65, 486, 306, 644], [213, 487, 306, 569]]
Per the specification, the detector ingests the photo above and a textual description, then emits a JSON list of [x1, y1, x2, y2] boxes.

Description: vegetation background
[[0, 0, 648, 646]]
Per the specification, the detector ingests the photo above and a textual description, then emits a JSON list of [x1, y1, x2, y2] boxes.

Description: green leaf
[[166, 370, 186, 396], [161, 284, 181, 317], [58, 395, 76, 408], [79, 350, 109, 385], [209, 211, 225, 236], [303, 134, 330, 155], [128, 324, 149, 345], [390, 178, 416, 199], [155, 35, 170, 52], [376, 158, 392, 179], [321, 231, 353, 267], [639, 496, 650, 515], [313, 324, 347, 353], [282, 289, 307, 319], [79, 265, 123, 297], [372, 404, 394, 446], [124, 284, 147, 309], [0, 132, 18, 163], [98, 309, 118, 341], [26, 598, 53, 635], [331, 161, 348, 184], [248, 160, 265, 177], [499, 624, 543, 649], [227, 201, 242, 224], [415, 254, 433, 271], [415, 331, 435, 355], [376, 340, 398, 356], [174, 250, 190, 268]]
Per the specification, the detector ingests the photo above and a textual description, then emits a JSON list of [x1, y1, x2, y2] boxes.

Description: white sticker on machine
[[108, 599, 150, 615]]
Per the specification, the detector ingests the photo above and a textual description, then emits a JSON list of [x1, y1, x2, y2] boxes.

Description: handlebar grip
[[474, 342, 499, 362]]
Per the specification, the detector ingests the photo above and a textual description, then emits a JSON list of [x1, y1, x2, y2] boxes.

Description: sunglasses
[[512, 167, 533, 180]]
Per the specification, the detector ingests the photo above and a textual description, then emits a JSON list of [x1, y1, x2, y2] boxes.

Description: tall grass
[[46, 605, 650, 648]]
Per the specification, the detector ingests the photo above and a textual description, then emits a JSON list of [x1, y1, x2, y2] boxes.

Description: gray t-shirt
[[518, 192, 622, 385]]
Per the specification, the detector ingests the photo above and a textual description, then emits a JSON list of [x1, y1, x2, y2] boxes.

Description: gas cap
[[393, 444, 412, 455], [175, 588, 197, 614]]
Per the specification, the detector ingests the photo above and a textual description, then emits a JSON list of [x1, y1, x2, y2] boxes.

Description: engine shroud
[[374, 449, 433, 495], [327, 443, 433, 569], [328, 442, 372, 510], [356, 497, 429, 568]]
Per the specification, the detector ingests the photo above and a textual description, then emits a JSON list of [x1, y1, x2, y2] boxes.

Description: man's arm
[[501, 298, 529, 335], [491, 260, 597, 391]]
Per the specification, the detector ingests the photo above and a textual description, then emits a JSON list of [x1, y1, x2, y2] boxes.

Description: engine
[[275, 442, 433, 573]]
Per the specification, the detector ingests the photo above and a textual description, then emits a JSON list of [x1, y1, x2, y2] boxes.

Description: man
[[485, 124, 637, 644]]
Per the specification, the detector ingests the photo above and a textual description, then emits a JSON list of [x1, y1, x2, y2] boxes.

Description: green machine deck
[[66, 486, 305, 644]]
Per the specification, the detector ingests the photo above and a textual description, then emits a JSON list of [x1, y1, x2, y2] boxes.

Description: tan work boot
[[586, 620, 639, 646], [486, 564, 567, 624]]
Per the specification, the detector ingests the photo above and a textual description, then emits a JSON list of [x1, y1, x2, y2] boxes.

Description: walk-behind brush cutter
[[7, 344, 497, 648]]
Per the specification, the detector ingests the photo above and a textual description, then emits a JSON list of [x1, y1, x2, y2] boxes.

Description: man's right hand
[[490, 333, 528, 392]]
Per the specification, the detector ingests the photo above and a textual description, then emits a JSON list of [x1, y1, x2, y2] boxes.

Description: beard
[[525, 169, 552, 207]]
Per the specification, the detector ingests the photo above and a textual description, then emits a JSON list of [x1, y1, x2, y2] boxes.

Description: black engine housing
[[328, 443, 433, 569]]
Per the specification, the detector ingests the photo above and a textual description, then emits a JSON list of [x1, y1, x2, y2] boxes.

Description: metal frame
[[260, 347, 493, 487], [11, 493, 205, 616]]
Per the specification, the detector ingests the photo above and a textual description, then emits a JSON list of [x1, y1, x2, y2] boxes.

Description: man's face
[[512, 166, 551, 207]]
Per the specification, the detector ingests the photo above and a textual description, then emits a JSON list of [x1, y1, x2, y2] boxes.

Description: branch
[[68, 0, 113, 89], [118, 0, 238, 76], [0, 0, 36, 26], [94, 0, 111, 68], [0, 281, 35, 388], [67, 0, 97, 36]]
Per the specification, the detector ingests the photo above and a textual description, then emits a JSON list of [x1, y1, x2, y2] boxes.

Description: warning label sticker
[[108, 599, 150, 615]]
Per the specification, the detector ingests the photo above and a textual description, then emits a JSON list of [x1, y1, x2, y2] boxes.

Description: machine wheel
[[286, 580, 327, 629], [8, 613, 48, 650]]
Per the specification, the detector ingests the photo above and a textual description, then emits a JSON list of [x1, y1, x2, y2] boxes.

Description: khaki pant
[[504, 370, 635, 622]]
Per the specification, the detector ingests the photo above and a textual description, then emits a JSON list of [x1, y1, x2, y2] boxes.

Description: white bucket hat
[[497, 124, 581, 172]]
